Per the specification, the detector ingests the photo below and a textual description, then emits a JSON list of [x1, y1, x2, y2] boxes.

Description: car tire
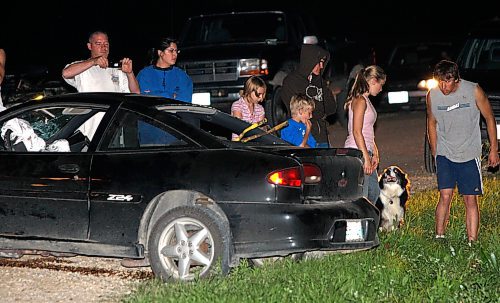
[[424, 135, 436, 174], [148, 206, 225, 282], [264, 86, 288, 129]]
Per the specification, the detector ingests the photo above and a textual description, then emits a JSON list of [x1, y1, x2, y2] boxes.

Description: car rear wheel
[[424, 135, 436, 174], [148, 207, 225, 282]]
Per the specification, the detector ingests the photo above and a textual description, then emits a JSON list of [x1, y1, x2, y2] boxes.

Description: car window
[[181, 13, 287, 45], [0, 106, 102, 152], [101, 109, 189, 151], [459, 38, 500, 70], [389, 43, 453, 68], [171, 110, 289, 145]]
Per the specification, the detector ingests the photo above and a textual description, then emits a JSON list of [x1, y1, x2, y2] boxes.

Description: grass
[[123, 177, 500, 303]]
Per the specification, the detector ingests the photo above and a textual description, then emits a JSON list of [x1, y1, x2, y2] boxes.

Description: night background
[[2, 0, 499, 76]]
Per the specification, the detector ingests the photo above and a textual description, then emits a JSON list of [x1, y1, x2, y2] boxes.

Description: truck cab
[[177, 10, 320, 126]]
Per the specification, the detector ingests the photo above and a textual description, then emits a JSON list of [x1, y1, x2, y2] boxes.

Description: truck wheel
[[148, 206, 225, 282], [424, 135, 436, 174], [265, 86, 288, 128]]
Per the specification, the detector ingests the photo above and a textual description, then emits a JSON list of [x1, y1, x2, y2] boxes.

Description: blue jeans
[[363, 151, 380, 203], [364, 169, 380, 204], [316, 142, 330, 148]]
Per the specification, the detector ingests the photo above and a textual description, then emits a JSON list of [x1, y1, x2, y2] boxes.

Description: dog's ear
[[378, 169, 387, 189], [394, 167, 408, 186]]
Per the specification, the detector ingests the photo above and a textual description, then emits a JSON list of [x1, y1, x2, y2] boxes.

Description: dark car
[[0, 93, 379, 281], [424, 18, 500, 173], [378, 42, 455, 112]]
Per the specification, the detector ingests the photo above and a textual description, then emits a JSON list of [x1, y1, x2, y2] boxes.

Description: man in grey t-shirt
[[426, 60, 499, 244]]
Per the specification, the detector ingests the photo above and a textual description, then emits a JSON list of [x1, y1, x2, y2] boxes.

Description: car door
[[0, 105, 98, 240], [88, 108, 197, 245]]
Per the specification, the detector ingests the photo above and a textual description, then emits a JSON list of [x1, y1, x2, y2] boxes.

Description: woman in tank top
[[344, 65, 386, 204]]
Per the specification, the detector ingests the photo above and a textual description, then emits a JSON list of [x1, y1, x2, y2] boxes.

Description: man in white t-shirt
[[62, 31, 140, 138], [62, 31, 140, 93]]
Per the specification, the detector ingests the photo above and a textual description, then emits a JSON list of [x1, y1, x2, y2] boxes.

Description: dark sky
[[3, 0, 499, 75]]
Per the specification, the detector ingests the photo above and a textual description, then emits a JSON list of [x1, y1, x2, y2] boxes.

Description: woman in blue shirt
[[137, 37, 193, 102]]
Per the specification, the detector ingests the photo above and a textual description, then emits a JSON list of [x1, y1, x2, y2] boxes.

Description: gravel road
[[0, 255, 153, 302]]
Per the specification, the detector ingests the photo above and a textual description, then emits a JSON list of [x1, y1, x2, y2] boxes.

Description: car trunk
[[271, 147, 365, 202]]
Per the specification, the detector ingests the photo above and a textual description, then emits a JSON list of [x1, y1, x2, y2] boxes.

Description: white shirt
[[64, 62, 130, 93], [64, 61, 130, 139]]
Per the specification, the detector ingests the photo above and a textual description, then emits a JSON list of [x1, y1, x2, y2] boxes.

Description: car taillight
[[267, 164, 321, 187], [267, 167, 302, 187], [303, 163, 321, 184]]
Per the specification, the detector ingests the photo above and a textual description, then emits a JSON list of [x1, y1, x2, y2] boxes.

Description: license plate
[[345, 220, 365, 242], [388, 91, 409, 104], [192, 92, 211, 106]]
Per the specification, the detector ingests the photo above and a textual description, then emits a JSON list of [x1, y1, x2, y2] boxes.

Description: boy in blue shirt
[[280, 94, 317, 147]]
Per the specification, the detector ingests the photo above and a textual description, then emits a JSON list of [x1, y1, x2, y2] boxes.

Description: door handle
[[58, 163, 80, 174]]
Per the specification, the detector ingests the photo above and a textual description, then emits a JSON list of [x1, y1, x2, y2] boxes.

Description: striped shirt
[[231, 97, 265, 141]]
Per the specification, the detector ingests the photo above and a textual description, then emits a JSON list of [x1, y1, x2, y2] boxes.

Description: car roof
[[33, 92, 212, 111]]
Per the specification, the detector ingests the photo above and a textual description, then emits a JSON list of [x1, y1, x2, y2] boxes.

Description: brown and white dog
[[375, 166, 411, 232]]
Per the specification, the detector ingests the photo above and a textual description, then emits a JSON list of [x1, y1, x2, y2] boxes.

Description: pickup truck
[[176, 10, 321, 126]]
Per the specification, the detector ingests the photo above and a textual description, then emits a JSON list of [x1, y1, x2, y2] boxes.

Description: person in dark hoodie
[[280, 44, 336, 147]]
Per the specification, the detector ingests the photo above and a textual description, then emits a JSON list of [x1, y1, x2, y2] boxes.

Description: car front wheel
[[148, 207, 224, 282]]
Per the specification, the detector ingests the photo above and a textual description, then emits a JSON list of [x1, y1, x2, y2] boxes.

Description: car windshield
[[180, 13, 286, 46], [388, 43, 453, 68], [458, 38, 500, 70]]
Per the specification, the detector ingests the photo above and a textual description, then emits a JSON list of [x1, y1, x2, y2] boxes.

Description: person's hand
[[363, 154, 373, 175], [330, 86, 342, 96], [488, 150, 500, 168], [121, 58, 133, 74], [304, 118, 312, 131], [93, 56, 108, 68], [363, 159, 373, 175], [371, 154, 379, 171]]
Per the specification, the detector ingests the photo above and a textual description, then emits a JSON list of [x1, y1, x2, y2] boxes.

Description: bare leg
[[435, 188, 454, 236], [463, 195, 480, 241]]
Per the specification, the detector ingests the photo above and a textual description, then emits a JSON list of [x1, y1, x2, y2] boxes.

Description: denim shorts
[[436, 155, 483, 195]]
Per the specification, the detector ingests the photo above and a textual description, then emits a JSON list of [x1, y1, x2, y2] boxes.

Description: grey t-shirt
[[429, 79, 481, 162]]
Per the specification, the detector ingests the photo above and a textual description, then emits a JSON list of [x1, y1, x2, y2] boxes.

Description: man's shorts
[[436, 155, 483, 195]]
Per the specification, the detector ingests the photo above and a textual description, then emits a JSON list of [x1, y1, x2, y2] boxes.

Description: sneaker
[[435, 234, 446, 239], [467, 239, 477, 247]]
